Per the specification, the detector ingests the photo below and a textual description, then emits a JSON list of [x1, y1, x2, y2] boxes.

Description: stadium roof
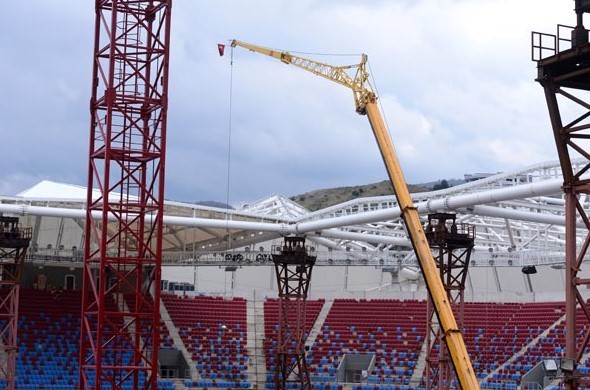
[[0, 159, 583, 268], [17, 180, 89, 201]]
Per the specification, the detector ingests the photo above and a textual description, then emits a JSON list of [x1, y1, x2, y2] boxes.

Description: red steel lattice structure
[[79, 1, 172, 389], [272, 237, 315, 390], [0, 217, 31, 390], [424, 213, 474, 390]]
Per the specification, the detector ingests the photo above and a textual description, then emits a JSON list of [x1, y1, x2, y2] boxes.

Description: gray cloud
[[0, 0, 576, 204]]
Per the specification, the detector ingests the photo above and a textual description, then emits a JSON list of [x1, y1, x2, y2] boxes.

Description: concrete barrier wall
[[162, 263, 571, 303]]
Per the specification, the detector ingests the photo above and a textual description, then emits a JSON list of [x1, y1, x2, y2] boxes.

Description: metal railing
[[25, 247, 571, 268], [532, 24, 574, 61]]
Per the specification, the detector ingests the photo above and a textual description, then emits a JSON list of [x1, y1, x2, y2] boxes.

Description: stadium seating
[[13, 288, 81, 389], [463, 302, 565, 389], [0, 288, 176, 390], [1, 287, 585, 389], [263, 298, 325, 387], [264, 298, 571, 389], [311, 299, 426, 387], [123, 292, 175, 349], [162, 293, 251, 389]]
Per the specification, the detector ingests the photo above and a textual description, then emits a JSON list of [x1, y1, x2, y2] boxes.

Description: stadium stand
[[311, 299, 425, 387], [263, 298, 325, 388], [6, 288, 175, 390], [161, 293, 251, 389], [0, 287, 583, 389], [463, 302, 565, 389]]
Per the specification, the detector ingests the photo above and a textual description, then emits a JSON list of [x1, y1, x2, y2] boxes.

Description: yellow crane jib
[[229, 39, 480, 390], [230, 40, 374, 115]]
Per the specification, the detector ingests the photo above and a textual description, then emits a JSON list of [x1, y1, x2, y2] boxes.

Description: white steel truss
[[0, 159, 584, 268]]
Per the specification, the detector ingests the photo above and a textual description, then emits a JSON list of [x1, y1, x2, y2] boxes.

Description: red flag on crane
[[218, 43, 225, 56]]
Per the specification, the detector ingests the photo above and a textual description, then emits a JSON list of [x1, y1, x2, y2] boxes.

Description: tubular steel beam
[[272, 237, 315, 390], [0, 218, 31, 390], [79, 1, 172, 389], [536, 33, 590, 389]]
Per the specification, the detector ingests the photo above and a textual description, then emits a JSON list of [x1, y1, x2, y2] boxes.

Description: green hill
[[289, 180, 432, 212]]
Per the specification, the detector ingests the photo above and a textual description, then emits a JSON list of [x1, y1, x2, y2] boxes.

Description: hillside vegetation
[[289, 179, 433, 212]]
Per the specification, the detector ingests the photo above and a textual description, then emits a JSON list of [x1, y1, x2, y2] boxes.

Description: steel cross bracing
[[79, 1, 172, 389], [423, 213, 474, 390], [220, 160, 581, 262], [271, 237, 315, 389], [534, 18, 590, 388], [242, 194, 308, 219], [0, 218, 31, 390]]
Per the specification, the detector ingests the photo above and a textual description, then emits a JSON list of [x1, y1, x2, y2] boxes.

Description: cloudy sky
[[0, 1, 575, 204]]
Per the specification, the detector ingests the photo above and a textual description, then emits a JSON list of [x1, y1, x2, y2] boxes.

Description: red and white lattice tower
[[79, 1, 172, 389]]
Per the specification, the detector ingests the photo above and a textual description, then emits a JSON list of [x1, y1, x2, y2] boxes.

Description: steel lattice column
[[272, 237, 315, 390], [79, 1, 172, 389], [535, 39, 590, 387], [424, 213, 474, 390], [0, 217, 31, 390]]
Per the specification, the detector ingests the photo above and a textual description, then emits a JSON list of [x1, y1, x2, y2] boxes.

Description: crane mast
[[231, 40, 480, 390]]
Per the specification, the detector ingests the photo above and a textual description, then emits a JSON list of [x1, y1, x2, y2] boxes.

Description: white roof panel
[[16, 180, 90, 201]]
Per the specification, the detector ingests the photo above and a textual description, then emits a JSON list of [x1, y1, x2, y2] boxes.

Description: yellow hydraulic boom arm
[[231, 39, 480, 390]]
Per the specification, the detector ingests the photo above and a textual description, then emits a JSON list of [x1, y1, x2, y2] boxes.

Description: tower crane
[[230, 40, 480, 389]]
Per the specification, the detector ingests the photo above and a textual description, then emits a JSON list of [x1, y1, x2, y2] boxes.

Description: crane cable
[[225, 45, 235, 249], [253, 42, 362, 58], [367, 60, 395, 155]]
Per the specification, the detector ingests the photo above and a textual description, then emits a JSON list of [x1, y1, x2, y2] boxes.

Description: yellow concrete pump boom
[[230, 39, 480, 390]]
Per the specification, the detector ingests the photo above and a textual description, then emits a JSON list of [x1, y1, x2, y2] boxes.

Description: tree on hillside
[[433, 179, 450, 191]]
